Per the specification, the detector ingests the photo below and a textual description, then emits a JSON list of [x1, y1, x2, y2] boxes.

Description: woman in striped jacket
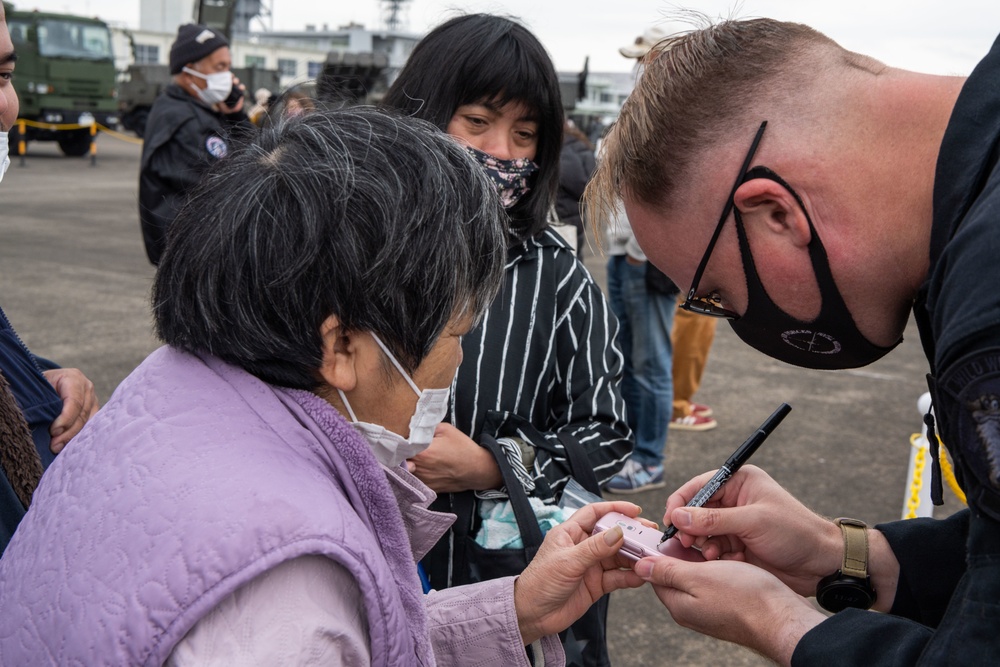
[[383, 13, 633, 666]]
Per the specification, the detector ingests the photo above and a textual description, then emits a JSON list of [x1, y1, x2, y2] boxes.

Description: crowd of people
[[3, 3, 1000, 664]]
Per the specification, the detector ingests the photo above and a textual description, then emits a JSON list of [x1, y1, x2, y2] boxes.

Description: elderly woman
[[0, 108, 645, 665]]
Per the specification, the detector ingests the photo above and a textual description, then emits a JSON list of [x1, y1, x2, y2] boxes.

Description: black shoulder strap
[[556, 432, 601, 496], [480, 434, 545, 548], [513, 419, 602, 497]]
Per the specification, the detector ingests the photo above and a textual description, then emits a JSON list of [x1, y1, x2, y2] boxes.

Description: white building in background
[[559, 70, 636, 142], [112, 26, 329, 90], [119, 1, 627, 114], [139, 0, 197, 34], [252, 25, 419, 87], [122, 0, 417, 89], [126, 0, 322, 89]]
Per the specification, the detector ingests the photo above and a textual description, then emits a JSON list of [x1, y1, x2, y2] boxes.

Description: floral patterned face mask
[[465, 145, 539, 208]]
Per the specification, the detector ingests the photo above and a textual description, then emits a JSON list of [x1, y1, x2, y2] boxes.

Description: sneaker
[[670, 413, 718, 431], [603, 459, 665, 494], [691, 402, 713, 418]]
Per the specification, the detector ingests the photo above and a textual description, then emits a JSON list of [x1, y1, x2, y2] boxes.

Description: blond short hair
[[585, 18, 842, 233]]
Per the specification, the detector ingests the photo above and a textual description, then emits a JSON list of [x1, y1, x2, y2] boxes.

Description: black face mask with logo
[[728, 167, 902, 370]]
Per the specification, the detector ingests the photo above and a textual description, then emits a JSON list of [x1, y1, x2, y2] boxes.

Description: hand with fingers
[[513, 501, 648, 646], [661, 465, 843, 594], [632, 465, 902, 664], [627, 466, 837, 662], [43, 368, 99, 453]]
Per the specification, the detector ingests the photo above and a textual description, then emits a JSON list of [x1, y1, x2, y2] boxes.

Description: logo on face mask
[[464, 145, 539, 209], [728, 167, 901, 370], [780, 330, 842, 355]]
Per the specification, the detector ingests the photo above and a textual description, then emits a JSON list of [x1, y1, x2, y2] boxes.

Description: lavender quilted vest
[[0, 346, 435, 666]]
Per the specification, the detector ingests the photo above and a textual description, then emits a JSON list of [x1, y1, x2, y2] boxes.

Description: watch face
[[816, 573, 877, 613]]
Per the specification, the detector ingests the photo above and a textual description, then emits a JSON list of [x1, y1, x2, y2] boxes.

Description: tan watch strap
[[835, 518, 869, 579]]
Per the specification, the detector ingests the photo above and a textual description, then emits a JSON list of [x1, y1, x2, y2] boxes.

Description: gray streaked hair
[[152, 105, 507, 389]]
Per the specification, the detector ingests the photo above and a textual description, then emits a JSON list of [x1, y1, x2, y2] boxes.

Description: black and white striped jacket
[[448, 228, 633, 502]]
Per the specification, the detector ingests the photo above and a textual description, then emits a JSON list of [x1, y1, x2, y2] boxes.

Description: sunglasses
[[679, 120, 768, 319]]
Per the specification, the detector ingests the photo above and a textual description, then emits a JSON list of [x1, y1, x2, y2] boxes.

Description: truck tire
[[58, 129, 93, 157]]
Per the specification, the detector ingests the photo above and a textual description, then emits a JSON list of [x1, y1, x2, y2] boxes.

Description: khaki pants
[[671, 295, 717, 420]]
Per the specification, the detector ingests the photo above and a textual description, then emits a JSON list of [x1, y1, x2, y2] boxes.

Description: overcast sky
[[14, 0, 1000, 74]]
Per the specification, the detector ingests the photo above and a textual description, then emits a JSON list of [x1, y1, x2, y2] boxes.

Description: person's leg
[[605, 260, 675, 493], [671, 298, 717, 428], [627, 269, 674, 467]]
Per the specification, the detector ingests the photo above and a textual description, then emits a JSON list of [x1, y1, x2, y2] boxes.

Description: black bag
[[645, 262, 679, 297], [442, 419, 611, 667]]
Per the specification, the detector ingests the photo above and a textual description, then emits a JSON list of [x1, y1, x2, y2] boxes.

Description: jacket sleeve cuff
[[792, 608, 932, 666], [875, 510, 968, 626], [425, 576, 564, 666]]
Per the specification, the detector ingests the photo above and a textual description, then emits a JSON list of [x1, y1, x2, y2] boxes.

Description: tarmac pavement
[[1, 134, 966, 666]]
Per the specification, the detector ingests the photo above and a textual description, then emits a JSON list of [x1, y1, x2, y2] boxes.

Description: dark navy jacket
[[138, 84, 250, 265], [0, 305, 61, 554], [794, 32, 1000, 665]]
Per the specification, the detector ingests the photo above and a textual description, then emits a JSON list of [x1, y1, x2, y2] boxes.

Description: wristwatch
[[815, 518, 877, 613]]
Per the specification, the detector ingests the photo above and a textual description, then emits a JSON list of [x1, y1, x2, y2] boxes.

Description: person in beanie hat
[[169, 23, 229, 76], [138, 23, 251, 265]]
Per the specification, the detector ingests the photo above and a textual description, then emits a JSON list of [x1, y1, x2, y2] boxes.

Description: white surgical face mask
[[338, 333, 452, 468], [183, 67, 233, 106], [0, 132, 10, 184]]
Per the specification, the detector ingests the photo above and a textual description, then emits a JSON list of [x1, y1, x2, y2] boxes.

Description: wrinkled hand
[[663, 465, 842, 596], [406, 423, 502, 493], [634, 553, 825, 663], [43, 368, 99, 453], [514, 501, 647, 645]]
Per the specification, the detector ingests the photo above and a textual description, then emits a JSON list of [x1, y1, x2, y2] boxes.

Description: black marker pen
[[661, 402, 792, 542]]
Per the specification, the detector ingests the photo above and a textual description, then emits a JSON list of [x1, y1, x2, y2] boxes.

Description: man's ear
[[733, 178, 812, 248], [318, 314, 358, 392]]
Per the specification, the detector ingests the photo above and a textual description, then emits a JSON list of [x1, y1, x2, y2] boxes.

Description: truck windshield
[[37, 20, 113, 60]]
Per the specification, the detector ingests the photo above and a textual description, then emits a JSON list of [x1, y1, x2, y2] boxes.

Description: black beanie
[[169, 24, 229, 75]]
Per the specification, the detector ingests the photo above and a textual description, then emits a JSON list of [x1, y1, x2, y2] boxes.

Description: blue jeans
[[606, 256, 676, 467]]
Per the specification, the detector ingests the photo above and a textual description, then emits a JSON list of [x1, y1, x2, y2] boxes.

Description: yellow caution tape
[[14, 118, 143, 145], [905, 433, 967, 519]]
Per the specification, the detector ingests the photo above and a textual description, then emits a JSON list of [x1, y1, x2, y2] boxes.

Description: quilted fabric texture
[[0, 346, 430, 666]]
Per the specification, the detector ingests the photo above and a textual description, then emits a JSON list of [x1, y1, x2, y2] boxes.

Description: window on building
[[278, 58, 297, 78], [134, 44, 159, 64], [245, 55, 267, 68], [307, 61, 323, 78]]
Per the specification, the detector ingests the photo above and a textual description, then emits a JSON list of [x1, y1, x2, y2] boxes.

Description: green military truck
[[3, 2, 118, 156]]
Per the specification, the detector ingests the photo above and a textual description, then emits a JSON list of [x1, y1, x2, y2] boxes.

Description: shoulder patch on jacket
[[205, 136, 228, 159], [939, 347, 1000, 517]]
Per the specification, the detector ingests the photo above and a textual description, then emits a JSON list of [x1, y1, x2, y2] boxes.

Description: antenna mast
[[380, 0, 412, 31]]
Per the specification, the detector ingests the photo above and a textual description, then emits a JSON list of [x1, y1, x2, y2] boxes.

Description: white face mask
[[0, 132, 10, 185], [183, 67, 233, 106], [338, 333, 452, 468]]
